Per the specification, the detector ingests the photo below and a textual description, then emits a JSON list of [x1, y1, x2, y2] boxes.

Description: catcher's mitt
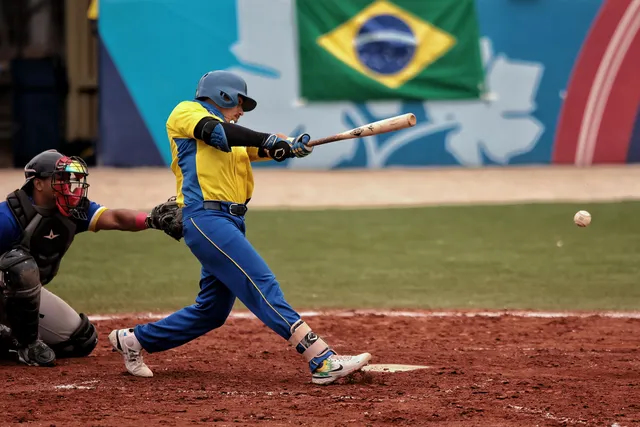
[[146, 196, 183, 241]]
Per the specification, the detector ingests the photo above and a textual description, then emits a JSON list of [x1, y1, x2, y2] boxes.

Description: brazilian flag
[[296, 0, 485, 101]]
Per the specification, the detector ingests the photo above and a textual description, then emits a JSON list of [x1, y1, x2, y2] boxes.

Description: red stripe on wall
[[591, 28, 640, 163], [553, 0, 632, 163]]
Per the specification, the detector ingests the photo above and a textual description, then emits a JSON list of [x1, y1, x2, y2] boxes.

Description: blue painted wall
[[98, 0, 603, 168]]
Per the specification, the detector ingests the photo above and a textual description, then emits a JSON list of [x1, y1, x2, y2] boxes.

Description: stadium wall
[[96, 0, 640, 169]]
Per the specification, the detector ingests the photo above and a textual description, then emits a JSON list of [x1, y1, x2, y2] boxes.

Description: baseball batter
[[110, 70, 371, 385], [0, 150, 182, 366]]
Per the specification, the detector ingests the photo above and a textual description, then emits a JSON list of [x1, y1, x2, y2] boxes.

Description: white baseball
[[574, 210, 591, 227]]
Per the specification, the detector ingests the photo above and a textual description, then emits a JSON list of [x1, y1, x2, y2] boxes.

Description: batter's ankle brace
[[288, 320, 331, 362]]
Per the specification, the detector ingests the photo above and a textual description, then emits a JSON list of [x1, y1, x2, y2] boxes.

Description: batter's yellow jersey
[[166, 100, 265, 208]]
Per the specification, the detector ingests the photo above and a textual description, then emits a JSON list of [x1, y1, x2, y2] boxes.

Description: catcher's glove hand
[[146, 196, 183, 241]]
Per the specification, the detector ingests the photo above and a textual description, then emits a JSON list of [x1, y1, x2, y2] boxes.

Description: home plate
[[362, 364, 430, 373]]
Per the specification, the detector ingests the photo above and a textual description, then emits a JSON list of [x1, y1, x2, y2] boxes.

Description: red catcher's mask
[[50, 156, 90, 219]]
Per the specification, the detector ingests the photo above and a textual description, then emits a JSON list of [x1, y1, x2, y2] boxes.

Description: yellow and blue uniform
[[166, 100, 264, 210], [133, 100, 333, 372]]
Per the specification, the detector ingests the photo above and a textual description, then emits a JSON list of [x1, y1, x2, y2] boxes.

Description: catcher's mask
[[51, 156, 89, 219], [22, 150, 90, 220]]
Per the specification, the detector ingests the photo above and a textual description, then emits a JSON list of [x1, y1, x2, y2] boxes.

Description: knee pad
[[50, 313, 98, 358], [0, 248, 41, 296], [0, 249, 42, 345]]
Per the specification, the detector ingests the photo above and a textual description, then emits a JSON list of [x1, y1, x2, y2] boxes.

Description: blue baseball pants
[[133, 205, 332, 371]]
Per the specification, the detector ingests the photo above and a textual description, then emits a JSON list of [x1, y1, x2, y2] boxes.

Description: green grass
[[47, 202, 640, 313]]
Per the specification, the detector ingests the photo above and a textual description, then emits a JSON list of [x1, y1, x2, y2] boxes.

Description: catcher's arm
[[95, 209, 152, 232], [94, 197, 183, 241]]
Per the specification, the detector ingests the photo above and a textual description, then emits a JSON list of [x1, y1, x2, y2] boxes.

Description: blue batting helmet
[[195, 71, 257, 112]]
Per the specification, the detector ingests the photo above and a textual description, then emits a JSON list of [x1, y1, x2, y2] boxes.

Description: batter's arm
[[246, 147, 271, 162], [246, 132, 291, 161], [169, 101, 221, 139], [169, 102, 289, 158]]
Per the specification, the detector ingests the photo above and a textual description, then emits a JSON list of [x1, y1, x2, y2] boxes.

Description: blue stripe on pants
[[134, 209, 302, 353]]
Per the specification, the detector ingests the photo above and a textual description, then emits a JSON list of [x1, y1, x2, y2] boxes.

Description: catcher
[[0, 149, 182, 367], [110, 70, 371, 385]]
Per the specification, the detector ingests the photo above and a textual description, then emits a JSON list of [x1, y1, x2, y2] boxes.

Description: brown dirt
[[1, 313, 639, 426]]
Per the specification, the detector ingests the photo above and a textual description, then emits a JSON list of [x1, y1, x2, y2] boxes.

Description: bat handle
[[305, 137, 337, 148]]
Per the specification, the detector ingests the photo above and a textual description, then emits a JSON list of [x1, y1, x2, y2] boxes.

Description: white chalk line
[[88, 309, 640, 322], [362, 364, 431, 373], [508, 404, 589, 425], [54, 380, 99, 390]]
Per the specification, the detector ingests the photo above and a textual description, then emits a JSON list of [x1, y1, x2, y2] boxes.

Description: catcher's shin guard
[[0, 249, 55, 366], [50, 313, 98, 358], [0, 249, 42, 346]]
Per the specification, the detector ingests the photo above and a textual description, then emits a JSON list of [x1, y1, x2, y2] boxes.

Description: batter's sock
[[309, 349, 335, 373]]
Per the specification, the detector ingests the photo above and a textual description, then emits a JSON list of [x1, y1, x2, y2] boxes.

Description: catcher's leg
[[38, 288, 97, 358], [0, 249, 55, 366], [0, 298, 17, 359], [183, 212, 371, 384]]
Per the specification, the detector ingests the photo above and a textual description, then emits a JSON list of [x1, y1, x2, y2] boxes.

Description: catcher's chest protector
[[6, 190, 77, 285]]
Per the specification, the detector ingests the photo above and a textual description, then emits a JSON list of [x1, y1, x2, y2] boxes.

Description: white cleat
[[109, 328, 153, 378], [312, 353, 372, 385]]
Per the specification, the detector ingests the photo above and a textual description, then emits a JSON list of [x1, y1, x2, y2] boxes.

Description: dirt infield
[[1, 313, 639, 426]]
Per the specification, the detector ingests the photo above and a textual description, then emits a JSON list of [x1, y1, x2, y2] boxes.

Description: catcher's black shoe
[[0, 325, 17, 359], [16, 339, 56, 367]]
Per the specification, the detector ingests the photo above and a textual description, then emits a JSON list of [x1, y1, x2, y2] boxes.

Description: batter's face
[[218, 96, 245, 123]]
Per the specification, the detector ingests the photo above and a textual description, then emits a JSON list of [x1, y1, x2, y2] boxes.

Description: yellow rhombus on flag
[[316, 0, 456, 89]]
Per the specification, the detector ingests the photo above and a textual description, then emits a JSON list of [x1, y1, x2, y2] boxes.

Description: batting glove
[[262, 134, 292, 162], [289, 134, 313, 158]]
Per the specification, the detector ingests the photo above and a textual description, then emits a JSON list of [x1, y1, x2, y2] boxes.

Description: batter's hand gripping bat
[[305, 113, 417, 148]]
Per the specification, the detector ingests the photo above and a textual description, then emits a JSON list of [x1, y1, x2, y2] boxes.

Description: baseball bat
[[305, 113, 417, 148]]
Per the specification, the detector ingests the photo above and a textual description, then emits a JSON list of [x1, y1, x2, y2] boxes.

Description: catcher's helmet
[[22, 149, 90, 219], [195, 70, 257, 112]]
